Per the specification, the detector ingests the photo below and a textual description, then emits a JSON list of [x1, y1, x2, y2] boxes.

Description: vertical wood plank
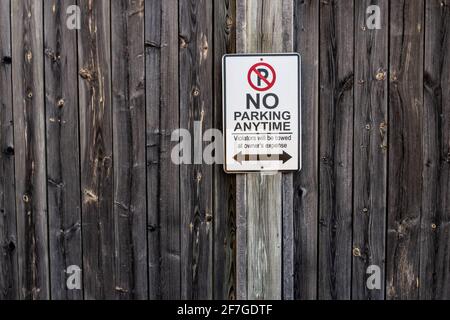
[[352, 0, 388, 300], [0, 0, 18, 300], [213, 0, 237, 300], [44, 0, 83, 300], [282, 174, 294, 300], [387, 0, 424, 300], [145, 0, 181, 300], [145, 0, 162, 300], [292, 0, 319, 300], [235, 174, 247, 299], [319, 0, 354, 300], [78, 0, 114, 300], [112, 0, 147, 299], [420, 0, 450, 300], [179, 0, 214, 300], [281, 4, 294, 300], [235, 1, 247, 300], [235, 0, 294, 300], [12, 0, 49, 300]]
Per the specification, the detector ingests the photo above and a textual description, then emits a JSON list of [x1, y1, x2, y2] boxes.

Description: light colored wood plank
[[235, 0, 293, 300]]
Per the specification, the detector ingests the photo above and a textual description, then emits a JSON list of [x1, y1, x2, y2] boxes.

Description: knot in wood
[[25, 51, 32, 62], [353, 248, 362, 257], [2, 56, 12, 64], [4, 146, 14, 156], [375, 70, 386, 81]]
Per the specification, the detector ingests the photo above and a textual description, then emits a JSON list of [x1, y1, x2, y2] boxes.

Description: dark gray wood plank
[[44, 0, 83, 300], [0, 0, 18, 300], [145, 0, 181, 300], [145, 0, 162, 300], [213, 0, 236, 300], [319, 0, 354, 300], [11, 0, 49, 300], [292, 0, 319, 300], [420, 0, 450, 300], [387, 0, 424, 300], [112, 0, 147, 300], [352, 0, 388, 300], [78, 0, 114, 300], [179, 0, 214, 300]]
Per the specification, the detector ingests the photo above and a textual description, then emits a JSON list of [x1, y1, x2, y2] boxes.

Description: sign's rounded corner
[[223, 165, 233, 175], [222, 54, 233, 63]]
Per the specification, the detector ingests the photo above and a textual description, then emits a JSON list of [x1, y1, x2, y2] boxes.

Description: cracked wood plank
[[319, 0, 354, 300], [12, 0, 49, 300], [420, 0, 450, 300], [112, 0, 147, 300], [145, 0, 181, 300], [44, 0, 83, 300], [352, 0, 388, 300], [292, 0, 319, 300], [0, 0, 18, 300], [387, 0, 424, 300], [78, 0, 114, 300], [235, 0, 294, 300], [213, 0, 237, 300], [179, 0, 214, 300]]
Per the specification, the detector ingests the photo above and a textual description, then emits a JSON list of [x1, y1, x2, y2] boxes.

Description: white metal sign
[[222, 53, 301, 173]]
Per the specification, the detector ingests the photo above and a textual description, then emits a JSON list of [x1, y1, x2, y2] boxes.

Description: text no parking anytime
[[222, 53, 301, 173]]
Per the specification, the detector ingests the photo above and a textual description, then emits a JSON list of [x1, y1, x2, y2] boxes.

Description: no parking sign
[[222, 53, 301, 173]]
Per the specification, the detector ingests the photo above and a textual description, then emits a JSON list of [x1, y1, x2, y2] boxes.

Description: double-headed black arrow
[[233, 151, 292, 164]]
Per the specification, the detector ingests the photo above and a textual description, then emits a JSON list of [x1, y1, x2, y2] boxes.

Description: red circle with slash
[[247, 62, 277, 92]]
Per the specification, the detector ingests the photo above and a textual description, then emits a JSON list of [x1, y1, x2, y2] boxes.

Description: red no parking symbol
[[247, 62, 277, 92]]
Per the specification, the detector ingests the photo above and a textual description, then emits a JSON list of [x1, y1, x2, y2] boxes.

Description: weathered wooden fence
[[0, 0, 449, 300]]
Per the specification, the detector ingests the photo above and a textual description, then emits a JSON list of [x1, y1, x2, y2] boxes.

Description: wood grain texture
[[236, 0, 293, 300], [2, 0, 450, 301], [352, 0, 388, 300], [78, 0, 114, 300], [0, 0, 18, 300], [11, 0, 49, 300], [281, 4, 294, 301], [235, 1, 247, 300], [145, 0, 181, 300], [293, 0, 319, 300], [213, 0, 236, 300], [420, 0, 450, 300], [179, 0, 214, 300], [112, 0, 147, 300], [319, 0, 354, 300], [282, 174, 294, 300], [145, 0, 162, 300], [387, 0, 424, 300], [44, 0, 83, 300]]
